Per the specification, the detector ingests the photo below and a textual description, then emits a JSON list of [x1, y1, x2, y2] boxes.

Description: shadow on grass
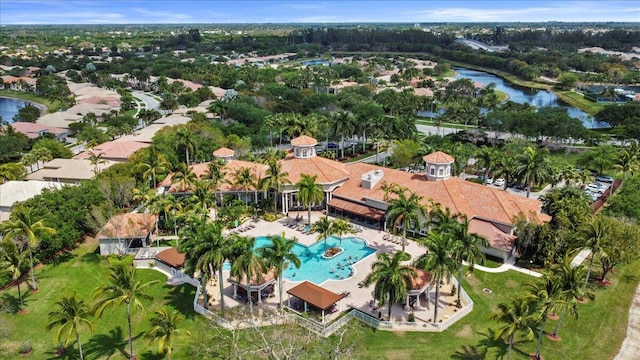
[[84, 326, 128, 360], [139, 350, 165, 360], [46, 251, 76, 266], [1, 289, 32, 314], [453, 329, 514, 360], [163, 284, 197, 319], [452, 345, 486, 359], [44, 344, 76, 360], [80, 248, 104, 264]]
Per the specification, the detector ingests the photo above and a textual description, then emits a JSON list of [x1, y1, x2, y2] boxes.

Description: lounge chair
[[383, 234, 390, 241]]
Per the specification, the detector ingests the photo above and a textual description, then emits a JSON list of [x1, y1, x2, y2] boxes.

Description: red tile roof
[[74, 140, 149, 161], [287, 281, 343, 310], [334, 162, 550, 226], [423, 151, 454, 164], [212, 147, 235, 157], [96, 213, 157, 239], [280, 151, 349, 184], [290, 135, 318, 146], [155, 248, 185, 268], [160, 160, 268, 193], [469, 219, 517, 251], [9, 122, 66, 139]]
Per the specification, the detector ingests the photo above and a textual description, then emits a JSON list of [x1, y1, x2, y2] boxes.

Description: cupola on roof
[[213, 147, 235, 158], [290, 135, 318, 147], [423, 151, 454, 164]]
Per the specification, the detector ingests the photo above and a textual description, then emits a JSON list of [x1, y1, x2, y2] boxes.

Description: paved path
[[615, 285, 640, 360]]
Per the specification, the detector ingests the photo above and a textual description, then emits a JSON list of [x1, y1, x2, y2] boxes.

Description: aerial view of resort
[[1, 0, 640, 359]]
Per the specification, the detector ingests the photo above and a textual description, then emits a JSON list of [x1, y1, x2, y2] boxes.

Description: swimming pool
[[223, 236, 376, 285]]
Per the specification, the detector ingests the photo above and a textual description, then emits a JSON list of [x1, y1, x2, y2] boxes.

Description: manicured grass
[[358, 259, 639, 360], [556, 90, 607, 115], [0, 239, 206, 359], [0, 90, 62, 113]]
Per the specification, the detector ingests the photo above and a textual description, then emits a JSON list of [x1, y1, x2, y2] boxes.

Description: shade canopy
[[287, 281, 343, 311], [328, 198, 385, 220]]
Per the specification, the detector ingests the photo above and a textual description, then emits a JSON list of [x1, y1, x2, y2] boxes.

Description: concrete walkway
[[465, 255, 543, 278], [615, 285, 640, 360]]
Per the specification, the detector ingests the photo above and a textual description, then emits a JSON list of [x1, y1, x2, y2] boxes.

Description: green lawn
[[359, 259, 639, 360], [555, 91, 607, 116], [2, 240, 638, 359], [0, 239, 207, 359], [0, 90, 62, 113]]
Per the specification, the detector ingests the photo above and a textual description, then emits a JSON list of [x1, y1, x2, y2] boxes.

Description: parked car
[[485, 177, 494, 185], [590, 182, 608, 191], [595, 175, 614, 183], [586, 184, 604, 194], [327, 142, 338, 149], [515, 184, 527, 191], [494, 178, 505, 187]]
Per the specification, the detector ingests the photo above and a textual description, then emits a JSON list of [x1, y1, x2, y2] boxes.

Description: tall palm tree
[[46, 293, 94, 360], [311, 216, 333, 249], [178, 219, 228, 315], [489, 295, 537, 360], [171, 163, 197, 192], [385, 185, 427, 252], [579, 215, 610, 294], [613, 141, 639, 183], [476, 146, 497, 185], [1, 204, 56, 290], [516, 147, 550, 198], [0, 238, 29, 307], [331, 111, 356, 158], [549, 255, 584, 339], [230, 236, 265, 318], [138, 146, 170, 187], [204, 157, 229, 203], [331, 218, 354, 245], [190, 179, 216, 220], [144, 307, 191, 360], [175, 126, 196, 164], [295, 174, 324, 225], [258, 232, 301, 316], [414, 231, 458, 323], [233, 166, 257, 204], [260, 160, 291, 213], [88, 151, 107, 175], [93, 263, 159, 360], [526, 273, 567, 360], [364, 251, 416, 320], [493, 154, 520, 190], [451, 215, 489, 308]]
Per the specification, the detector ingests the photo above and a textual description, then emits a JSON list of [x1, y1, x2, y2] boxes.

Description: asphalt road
[[132, 91, 161, 111]]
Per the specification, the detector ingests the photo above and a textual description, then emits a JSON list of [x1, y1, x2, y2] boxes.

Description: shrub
[[408, 312, 415, 322], [263, 212, 278, 222], [18, 341, 32, 354]]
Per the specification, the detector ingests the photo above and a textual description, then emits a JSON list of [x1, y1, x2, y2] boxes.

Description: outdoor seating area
[[283, 218, 315, 234], [230, 222, 255, 234], [383, 233, 404, 245]]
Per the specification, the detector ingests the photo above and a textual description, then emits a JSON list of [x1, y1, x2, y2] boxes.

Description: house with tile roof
[[159, 135, 550, 259], [9, 122, 68, 141], [97, 213, 158, 255], [74, 140, 149, 162]]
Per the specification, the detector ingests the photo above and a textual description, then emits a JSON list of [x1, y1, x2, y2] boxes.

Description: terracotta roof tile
[[96, 213, 157, 239], [74, 140, 149, 161], [469, 219, 517, 251], [155, 248, 185, 268], [290, 135, 318, 146], [287, 281, 342, 310], [279, 152, 349, 184], [423, 151, 454, 164], [212, 147, 235, 157]]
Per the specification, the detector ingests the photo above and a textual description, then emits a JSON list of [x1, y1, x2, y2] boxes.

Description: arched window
[[295, 148, 300, 157], [438, 167, 444, 176], [302, 149, 308, 158], [430, 167, 435, 175]]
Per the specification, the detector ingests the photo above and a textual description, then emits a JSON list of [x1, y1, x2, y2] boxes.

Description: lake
[[452, 67, 608, 129], [0, 97, 31, 124]]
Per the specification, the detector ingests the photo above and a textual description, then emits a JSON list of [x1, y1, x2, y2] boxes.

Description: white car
[[485, 177, 494, 185], [494, 178, 505, 187], [586, 184, 604, 194]]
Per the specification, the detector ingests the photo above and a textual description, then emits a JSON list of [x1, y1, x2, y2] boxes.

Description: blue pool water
[[300, 59, 329, 66], [223, 236, 376, 285]]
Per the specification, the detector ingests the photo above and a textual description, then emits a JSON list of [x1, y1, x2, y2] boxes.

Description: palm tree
[[138, 146, 170, 187], [295, 174, 324, 225], [385, 185, 427, 252], [451, 215, 489, 308], [88, 151, 107, 174], [331, 218, 354, 245], [175, 126, 196, 164], [364, 251, 416, 320], [494, 154, 520, 191], [46, 293, 94, 360], [526, 273, 567, 360], [171, 163, 197, 192], [1, 204, 56, 290], [233, 166, 257, 204], [144, 307, 191, 360], [331, 111, 356, 158], [190, 179, 216, 220], [229, 236, 265, 318], [204, 157, 229, 204], [579, 215, 610, 295], [516, 147, 550, 198], [489, 295, 537, 360], [311, 216, 333, 249], [258, 232, 301, 316], [549, 255, 584, 339], [476, 146, 496, 185], [260, 160, 291, 213], [0, 238, 29, 307], [414, 231, 458, 323], [613, 141, 639, 183], [178, 219, 228, 315], [93, 263, 159, 360]]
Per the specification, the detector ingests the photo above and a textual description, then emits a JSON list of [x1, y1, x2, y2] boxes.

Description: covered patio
[[286, 281, 346, 323], [327, 198, 385, 229], [228, 269, 277, 305]]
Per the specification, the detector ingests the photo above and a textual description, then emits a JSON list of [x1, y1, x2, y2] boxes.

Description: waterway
[[0, 97, 32, 124], [452, 67, 608, 129]]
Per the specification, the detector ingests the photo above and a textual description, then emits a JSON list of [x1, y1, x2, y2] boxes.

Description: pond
[[0, 97, 31, 124], [453, 67, 609, 129]]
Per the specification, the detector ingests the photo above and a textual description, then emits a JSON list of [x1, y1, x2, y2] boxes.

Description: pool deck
[[203, 212, 464, 324]]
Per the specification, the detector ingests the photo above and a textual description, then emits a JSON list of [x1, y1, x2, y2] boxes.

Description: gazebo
[[228, 269, 276, 305], [406, 268, 432, 311], [286, 281, 344, 323]]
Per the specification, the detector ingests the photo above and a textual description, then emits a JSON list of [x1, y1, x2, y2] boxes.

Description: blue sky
[[1, 1, 639, 24]]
